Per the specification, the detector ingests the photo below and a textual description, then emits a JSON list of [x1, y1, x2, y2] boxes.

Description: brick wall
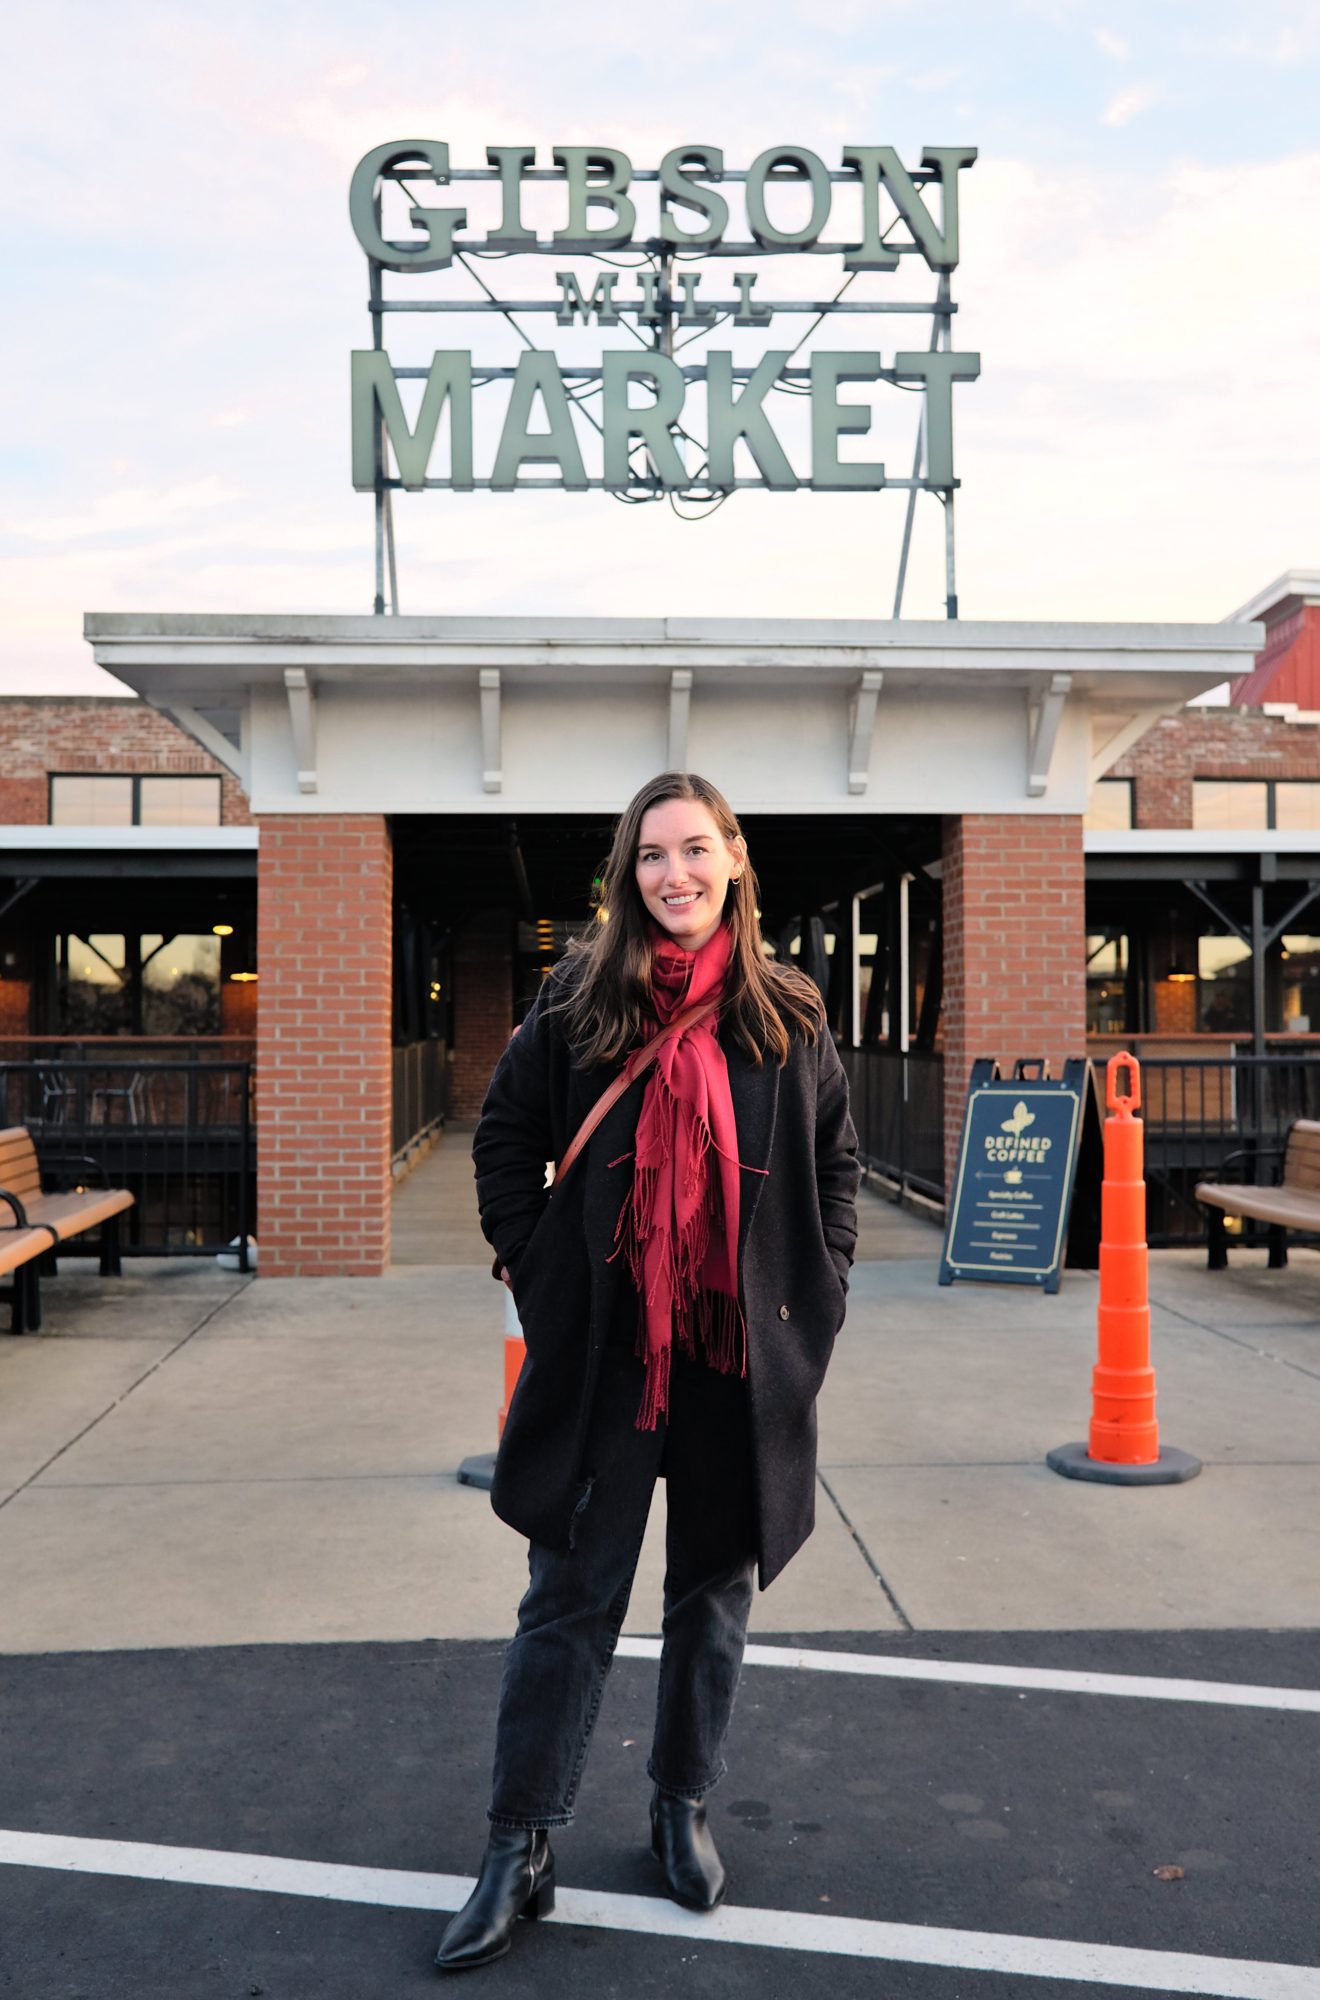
[[0, 697, 252, 824], [941, 813, 1087, 1186], [255, 815, 392, 1276], [1112, 710, 1320, 828], [449, 910, 514, 1121]]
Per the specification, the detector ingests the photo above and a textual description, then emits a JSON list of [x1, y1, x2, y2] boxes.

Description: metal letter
[[348, 140, 467, 271], [551, 146, 636, 248], [602, 354, 688, 489], [555, 271, 620, 325], [843, 145, 977, 273], [352, 350, 474, 491], [745, 146, 832, 248], [706, 350, 797, 490], [486, 144, 537, 248], [892, 349, 981, 486], [732, 273, 771, 324], [675, 272, 715, 325], [659, 145, 729, 245], [635, 271, 662, 324], [491, 353, 589, 490], [810, 353, 885, 490]]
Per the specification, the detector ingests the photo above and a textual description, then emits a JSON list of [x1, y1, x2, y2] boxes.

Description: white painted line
[[614, 1638, 1320, 1715], [0, 1828, 1313, 1998]]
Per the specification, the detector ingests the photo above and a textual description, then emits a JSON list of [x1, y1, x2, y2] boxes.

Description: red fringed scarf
[[610, 916, 749, 1429]]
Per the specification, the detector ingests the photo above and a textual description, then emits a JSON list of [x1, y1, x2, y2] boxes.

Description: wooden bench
[[0, 1126, 135, 1334], [1195, 1118, 1320, 1270]]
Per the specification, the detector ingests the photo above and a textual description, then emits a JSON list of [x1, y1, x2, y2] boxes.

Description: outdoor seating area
[[0, 1126, 134, 1333], [1196, 1116, 1320, 1270]]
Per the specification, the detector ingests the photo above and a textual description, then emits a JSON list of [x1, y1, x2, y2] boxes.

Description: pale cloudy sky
[[1, 0, 1317, 694]]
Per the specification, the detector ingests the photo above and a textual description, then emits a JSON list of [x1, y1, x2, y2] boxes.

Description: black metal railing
[[839, 1047, 945, 1202], [1138, 1053, 1320, 1246], [0, 1059, 254, 1261], [392, 1039, 446, 1162]]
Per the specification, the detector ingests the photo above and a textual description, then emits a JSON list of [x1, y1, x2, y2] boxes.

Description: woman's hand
[[499, 1264, 513, 1290]]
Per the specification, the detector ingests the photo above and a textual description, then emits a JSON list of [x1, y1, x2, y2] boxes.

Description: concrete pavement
[[2, 1130, 1319, 1651]]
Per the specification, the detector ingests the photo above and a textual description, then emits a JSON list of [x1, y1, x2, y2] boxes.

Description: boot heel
[[525, 1873, 555, 1920]]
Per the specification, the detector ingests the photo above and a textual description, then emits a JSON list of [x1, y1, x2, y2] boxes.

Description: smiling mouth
[[662, 893, 701, 907]]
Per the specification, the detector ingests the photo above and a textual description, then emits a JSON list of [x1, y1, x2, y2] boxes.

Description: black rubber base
[[1046, 1441, 1203, 1484], [457, 1451, 497, 1490]]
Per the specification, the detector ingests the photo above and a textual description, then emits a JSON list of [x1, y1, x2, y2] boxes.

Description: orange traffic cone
[[459, 1287, 527, 1491], [1047, 1054, 1200, 1485]]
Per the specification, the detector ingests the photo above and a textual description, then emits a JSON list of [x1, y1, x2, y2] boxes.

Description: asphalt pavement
[[1, 1132, 1318, 1997]]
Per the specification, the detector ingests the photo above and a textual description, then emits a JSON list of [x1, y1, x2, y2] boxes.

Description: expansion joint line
[[816, 1469, 913, 1631]]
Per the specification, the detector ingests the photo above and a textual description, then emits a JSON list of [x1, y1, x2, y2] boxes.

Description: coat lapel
[[723, 1035, 780, 1268]]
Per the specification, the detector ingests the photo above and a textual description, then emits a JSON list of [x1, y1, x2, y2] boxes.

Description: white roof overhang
[[84, 613, 1264, 819]]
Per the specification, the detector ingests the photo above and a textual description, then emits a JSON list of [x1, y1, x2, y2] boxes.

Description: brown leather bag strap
[[551, 995, 722, 1188]]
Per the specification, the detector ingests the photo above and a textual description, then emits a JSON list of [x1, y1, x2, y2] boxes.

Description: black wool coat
[[471, 966, 861, 1590]]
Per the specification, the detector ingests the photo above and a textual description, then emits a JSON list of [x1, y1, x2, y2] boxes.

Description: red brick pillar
[[256, 814, 393, 1276], [941, 813, 1087, 1190], [449, 910, 514, 1121]]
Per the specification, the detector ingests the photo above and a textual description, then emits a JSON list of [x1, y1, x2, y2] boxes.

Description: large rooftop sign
[[348, 143, 980, 612]]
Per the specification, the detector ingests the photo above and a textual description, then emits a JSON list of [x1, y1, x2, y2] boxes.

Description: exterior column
[[256, 813, 393, 1276], [941, 813, 1087, 1191], [449, 910, 514, 1121]]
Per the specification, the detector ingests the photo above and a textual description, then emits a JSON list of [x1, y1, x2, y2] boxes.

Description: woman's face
[[635, 798, 743, 953]]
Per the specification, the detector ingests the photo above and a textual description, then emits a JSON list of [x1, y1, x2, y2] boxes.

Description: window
[[1191, 778, 1320, 832], [1084, 779, 1133, 831], [49, 776, 133, 826], [1274, 783, 1320, 832], [50, 775, 222, 826], [1086, 931, 1129, 1035], [1192, 780, 1268, 831], [1280, 934, 1320, 1034], [52, 933, 222, 1035], [1197, 934, 1252, 1033]]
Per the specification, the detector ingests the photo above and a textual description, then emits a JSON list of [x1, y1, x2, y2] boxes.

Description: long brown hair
[[548, 771, 824, 1068]]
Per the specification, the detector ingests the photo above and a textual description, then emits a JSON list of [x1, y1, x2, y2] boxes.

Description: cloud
[[1101, 84, 1157, 126], [3, 478, 248, 545], [1093, 28, 1129, 60]]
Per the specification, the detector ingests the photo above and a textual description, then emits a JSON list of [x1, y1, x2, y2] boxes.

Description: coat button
[[778, 1304, 790, 1320]]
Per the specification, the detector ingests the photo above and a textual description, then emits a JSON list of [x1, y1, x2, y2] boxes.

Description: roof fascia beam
[[1027, 673, 1072, 798], [282, 668, 317, 794], [668, 669, 693, 771], [480, 668, 502, 794], [848, 671, 884, 795]]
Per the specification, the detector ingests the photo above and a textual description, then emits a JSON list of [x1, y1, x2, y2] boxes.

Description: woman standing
[[436, 771, 860, 1972]]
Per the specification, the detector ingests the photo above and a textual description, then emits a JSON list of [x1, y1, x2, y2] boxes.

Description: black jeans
[[488, 1333, 758, 1829]]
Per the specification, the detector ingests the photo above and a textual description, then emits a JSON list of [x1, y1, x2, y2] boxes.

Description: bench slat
[[26, 1189, 135, 1241], [0, 1228, 53, 1277]]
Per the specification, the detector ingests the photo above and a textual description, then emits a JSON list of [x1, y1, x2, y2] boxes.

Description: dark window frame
[[1085, 776, 1135, 829], [48, 773, 223, 826], [1191, 776, 1320, 831]]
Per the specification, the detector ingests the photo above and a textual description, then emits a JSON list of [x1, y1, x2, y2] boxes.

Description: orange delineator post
[[498, 1297, 526, 1442], [460, 1286, 527, 1489], [1046, 1053, 1201, 1486], [1090, 1053, 1158, 1463]]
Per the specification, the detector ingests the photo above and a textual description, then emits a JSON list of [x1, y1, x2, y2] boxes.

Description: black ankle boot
[[434, 1826, 555, 1972], [649, 1786, 726, 1910]]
